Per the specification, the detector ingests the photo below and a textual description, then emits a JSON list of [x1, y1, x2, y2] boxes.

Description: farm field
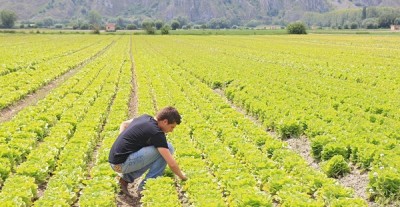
[[0, 33, 399, 207]]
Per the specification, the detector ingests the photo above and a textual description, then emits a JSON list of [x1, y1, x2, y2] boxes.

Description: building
[[106, 23, 116, 32], [390, 24, 400, 31]]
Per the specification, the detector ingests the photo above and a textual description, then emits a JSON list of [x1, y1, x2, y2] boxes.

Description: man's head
[[155, 106, 181, 133]]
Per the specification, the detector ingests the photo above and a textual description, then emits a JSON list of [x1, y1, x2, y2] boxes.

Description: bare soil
[[338, 166, 369, 200], [0, 67, 78, 123], [175, 180, 191, 207], [117, 36, 142, 207], [117, 179, 142, 207], [35, 182, 48, 201], [27, 41, 114, 205], [286, 136, 320, 170], [129, 36, 139, 119], [0, 41, 114, 123]]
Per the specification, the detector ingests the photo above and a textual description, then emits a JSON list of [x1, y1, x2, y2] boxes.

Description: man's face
[[159, 119, 177, 133]]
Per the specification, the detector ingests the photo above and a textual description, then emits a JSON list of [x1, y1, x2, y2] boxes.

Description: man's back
[[108, 114, 168, 164]]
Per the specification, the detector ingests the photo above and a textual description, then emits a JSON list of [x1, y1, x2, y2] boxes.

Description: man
[[108, 106, 187, 197]]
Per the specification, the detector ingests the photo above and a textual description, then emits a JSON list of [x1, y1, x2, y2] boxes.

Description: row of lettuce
[[0, 37, 129, 206], [0, 35, 110, 76], [135, 35, 400, 204], [135, 46, 225, 207], [134, 37, 367, 207], [0, 35, 115, 110], [77, 37, 132, 206]]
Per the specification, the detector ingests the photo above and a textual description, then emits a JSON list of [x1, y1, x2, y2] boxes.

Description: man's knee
[[167, 142, 174, 155]]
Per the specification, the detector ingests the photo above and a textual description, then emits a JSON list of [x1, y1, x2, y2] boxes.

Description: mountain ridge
[[1, 0, 399, 23]]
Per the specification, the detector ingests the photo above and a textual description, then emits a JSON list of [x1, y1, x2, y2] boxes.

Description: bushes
[[287, 22, 307, 34], [161, 25, 170, 35]]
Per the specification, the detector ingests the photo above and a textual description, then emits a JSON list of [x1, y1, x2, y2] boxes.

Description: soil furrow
[[0, 40, 115, 123], [175, 180, 191, 207], [129, 36, 139, 119], [213, 88, 374, 205], [117, 36, 141, 207]]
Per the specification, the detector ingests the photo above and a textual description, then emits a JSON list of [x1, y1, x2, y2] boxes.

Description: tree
[[362, 18, 378, 29], [142, 20, 155, 34], [378, 13, 396, 28], [42, 18, 54, 28], [175, 16, 188, 28], [0, 10, 17, 28], [171, 21, 180, 30], [117, 17, 125, 28], [142, 20, 154, 28], [287, 22, 307, 34], [71, 18, 85, 30], [161, 25, 170, 35], [394, 17, 400, 25], [245, 19, 261, 28], [155, 20, 164, 30], [88, 10, 102, 30], [80, 23, 90, 30], [126, 24, 137, 30], [362, 7, 367, 20], [145, 26, 155, 34], [209, 18, 231, 29]]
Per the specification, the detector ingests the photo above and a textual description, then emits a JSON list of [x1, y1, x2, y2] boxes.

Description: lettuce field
[[0, 33, 399, 207]]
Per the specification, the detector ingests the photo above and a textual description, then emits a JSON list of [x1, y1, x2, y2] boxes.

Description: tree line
[[302, 7, 400, 29], [2, 6, 400, 31]]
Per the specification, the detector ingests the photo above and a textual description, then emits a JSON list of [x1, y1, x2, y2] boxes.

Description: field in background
[[0, 33, 399, 206]]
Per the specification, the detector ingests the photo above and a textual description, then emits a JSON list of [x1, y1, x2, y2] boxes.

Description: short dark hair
[[156, 106, 181, 124]]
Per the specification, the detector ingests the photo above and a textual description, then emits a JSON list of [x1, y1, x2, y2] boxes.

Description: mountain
[[1, 0, 400, 23]]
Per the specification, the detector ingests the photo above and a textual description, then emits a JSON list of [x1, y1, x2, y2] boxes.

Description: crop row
[[0, 37, 128, 206], [135, 35, 400, 204], [0, 62, 110, 206], [0, 59, 101, 187], [0, 35, 112, 76], [32, 37, 129, 206], [0, 37, 120, 189], [0, 36, 116, 110], [77, 37, 132, 207], [134, 47, 226, 206], [134, 38, 366, 206]]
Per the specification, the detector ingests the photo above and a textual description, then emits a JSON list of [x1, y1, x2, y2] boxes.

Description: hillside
[[1, 0, 400, 23]]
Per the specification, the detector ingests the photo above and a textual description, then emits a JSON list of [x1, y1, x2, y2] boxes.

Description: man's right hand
[[158, 148, 187, 181], [180, 175, 188, 181]]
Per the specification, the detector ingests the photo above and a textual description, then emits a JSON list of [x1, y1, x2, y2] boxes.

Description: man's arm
[[119, 119, 133, 134], [157, 148, 187, 181]]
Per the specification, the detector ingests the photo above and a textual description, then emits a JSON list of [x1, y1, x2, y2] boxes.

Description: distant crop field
[[0, 33, 399, 206]]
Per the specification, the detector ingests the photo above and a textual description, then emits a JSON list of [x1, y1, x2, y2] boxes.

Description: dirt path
[[117, 36, 141, 207], [128, 36, 139, 119], [213, 88, 376, 205], [0, 41, 114, 124], [286, 136, 320, 170]]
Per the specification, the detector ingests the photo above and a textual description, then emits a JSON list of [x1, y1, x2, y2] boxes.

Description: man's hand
[[158, 148, 187, 180], [180, 174, 188, 181]]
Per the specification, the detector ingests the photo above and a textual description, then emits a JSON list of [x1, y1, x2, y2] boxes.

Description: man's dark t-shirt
[[108, 114, 168, 164]]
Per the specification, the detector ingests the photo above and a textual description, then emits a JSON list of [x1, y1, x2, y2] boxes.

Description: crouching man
[[108, 106, 187, 197]]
